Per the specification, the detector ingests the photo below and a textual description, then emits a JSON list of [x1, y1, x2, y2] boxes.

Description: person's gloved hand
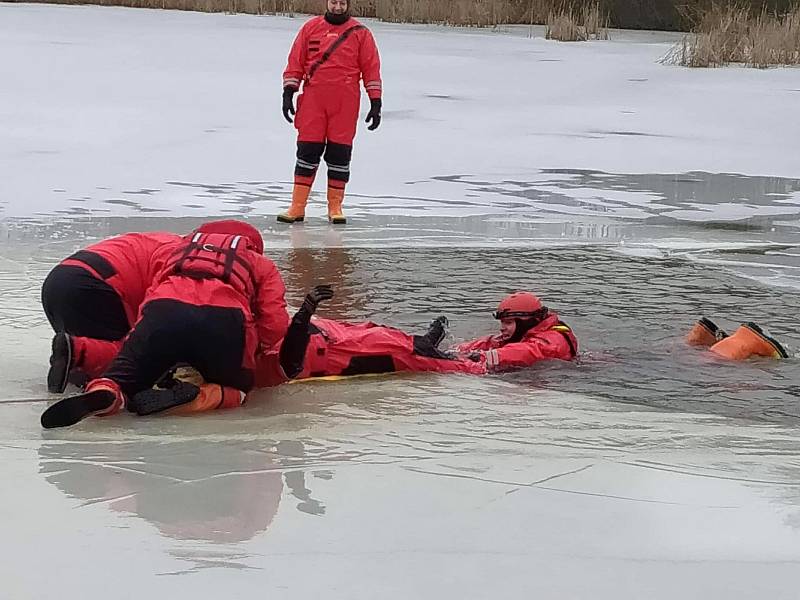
[[464, 350, 485, 362], [365, 98, 382, 131], [302, 284, 334, 313], [282, 87, 297, 123], [280, 285, 334, 379]]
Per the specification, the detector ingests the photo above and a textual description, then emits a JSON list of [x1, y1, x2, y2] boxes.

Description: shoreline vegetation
[[7, 0, 799, 65], [6, 0, 797, 31], [663, 4, 800, 67]]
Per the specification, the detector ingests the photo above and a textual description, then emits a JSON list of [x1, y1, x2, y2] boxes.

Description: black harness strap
[[306, 25, 366, 82], [68, 250, 117, 280], [171, 233, 256, 290], [172, 232, 202, 275], [221, 235, 241, 284]]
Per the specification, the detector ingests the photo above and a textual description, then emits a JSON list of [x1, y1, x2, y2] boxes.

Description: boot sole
[[277, 215, 304, 223], [47, 333, 72, 394], [41, 390, 116, 429], [329, 217, 347, 225], [744, 323, 789, 358], [129, 382, 199, 416]]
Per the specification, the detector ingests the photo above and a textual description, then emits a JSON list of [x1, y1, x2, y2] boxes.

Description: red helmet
[[493, 292, 544, 320], [196, 220, 264, 255]]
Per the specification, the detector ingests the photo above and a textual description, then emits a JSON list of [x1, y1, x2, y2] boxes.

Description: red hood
[[195, 220, 264, 254]]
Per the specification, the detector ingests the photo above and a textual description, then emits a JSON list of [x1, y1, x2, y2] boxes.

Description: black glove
[[282, 86, 297, 123], [365, 98, 382, 131], [280, 285, 334, 379], [465, 351, 484, 362], [302, 284, 334, 313]]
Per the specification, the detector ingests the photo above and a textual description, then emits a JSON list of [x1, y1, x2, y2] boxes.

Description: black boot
[[128, 381, 200, 416], [40, 389, 116, 429], [47, 332, 74, 394]]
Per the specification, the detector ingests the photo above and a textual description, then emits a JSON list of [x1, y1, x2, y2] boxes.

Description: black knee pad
[[295, 142, 326, 177], [324, 142, 352, 183]]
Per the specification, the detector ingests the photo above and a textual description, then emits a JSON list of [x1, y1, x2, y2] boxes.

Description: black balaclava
[[325, 1, 351, 25], [505, 307, 549, 344]]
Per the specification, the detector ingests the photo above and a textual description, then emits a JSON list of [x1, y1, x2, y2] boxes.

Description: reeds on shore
[[545, 2, 609, 41], [662, 3, 800, 67]]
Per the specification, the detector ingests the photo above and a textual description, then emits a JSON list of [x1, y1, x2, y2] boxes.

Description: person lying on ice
[[253, 287, 486, 387], [685, 317, 789, 360], [40, 221, 289, 429], [256, 290, 577, 386]]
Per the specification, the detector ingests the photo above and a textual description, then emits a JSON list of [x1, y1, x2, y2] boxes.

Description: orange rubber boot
[[709, 322, 788, 360], [169, 383, 246, 415], [327, 185, 346, 224], [278, 183, 311, 223], [686, 317, 726, 347]]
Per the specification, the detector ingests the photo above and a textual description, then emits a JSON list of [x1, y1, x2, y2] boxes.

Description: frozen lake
[[2, 4, 800, 598]]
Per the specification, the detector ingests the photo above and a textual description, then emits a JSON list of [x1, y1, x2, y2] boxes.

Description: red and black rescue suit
[[41, 232, 180, 341], [283, 13, 382, 200], [104, 229, 289, 399]]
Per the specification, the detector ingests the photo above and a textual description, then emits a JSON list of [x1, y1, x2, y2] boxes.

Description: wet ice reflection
[[1, 216, 800, 595]]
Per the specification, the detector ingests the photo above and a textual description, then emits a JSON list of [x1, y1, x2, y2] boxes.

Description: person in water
[[453, 291, 577, 370]]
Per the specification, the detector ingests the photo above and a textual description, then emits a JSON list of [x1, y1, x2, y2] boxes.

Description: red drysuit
[[455, 313, 578, 372], [283, 15, 382, 145], [255, 317, 485, 387], [74, 224, 289, 381], [283, 14, 382, 208], [58, 232, 180, 327], [133, 230, 289, 372]]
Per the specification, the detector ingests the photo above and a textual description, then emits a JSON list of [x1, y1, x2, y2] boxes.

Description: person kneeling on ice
[[41, 221, 290, 429], [453, 291, 578, 371], [685, 317, 788, 360], [41, 228, 182, 392]]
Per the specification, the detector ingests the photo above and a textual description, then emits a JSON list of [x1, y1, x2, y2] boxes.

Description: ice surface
[[2, 5, 800, 598], [4, 230, 800, 598], [2, 4, 800, 222]]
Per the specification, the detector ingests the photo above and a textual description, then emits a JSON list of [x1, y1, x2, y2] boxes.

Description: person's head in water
[[325, 0, 350, 24], [493, 292, 550, 343]]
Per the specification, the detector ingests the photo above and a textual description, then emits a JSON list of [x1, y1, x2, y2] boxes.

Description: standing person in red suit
[[41, 220, 290, 429], [455, 292, 578, 371], [278, 0, 383, 225], [41, 230, 181, 393]]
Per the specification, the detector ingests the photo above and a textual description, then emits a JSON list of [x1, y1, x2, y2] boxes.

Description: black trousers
[[41, 264, 130, 340], [104, 299, 254, 398]]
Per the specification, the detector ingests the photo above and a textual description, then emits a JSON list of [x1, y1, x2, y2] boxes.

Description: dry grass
[[12, 0, 563, 25], [16, 0, 375, 16], [546, 2, 609, 41], [373, 0, 550, 27], [663, 3, 800, 67], [15, 0, 791, 35]]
